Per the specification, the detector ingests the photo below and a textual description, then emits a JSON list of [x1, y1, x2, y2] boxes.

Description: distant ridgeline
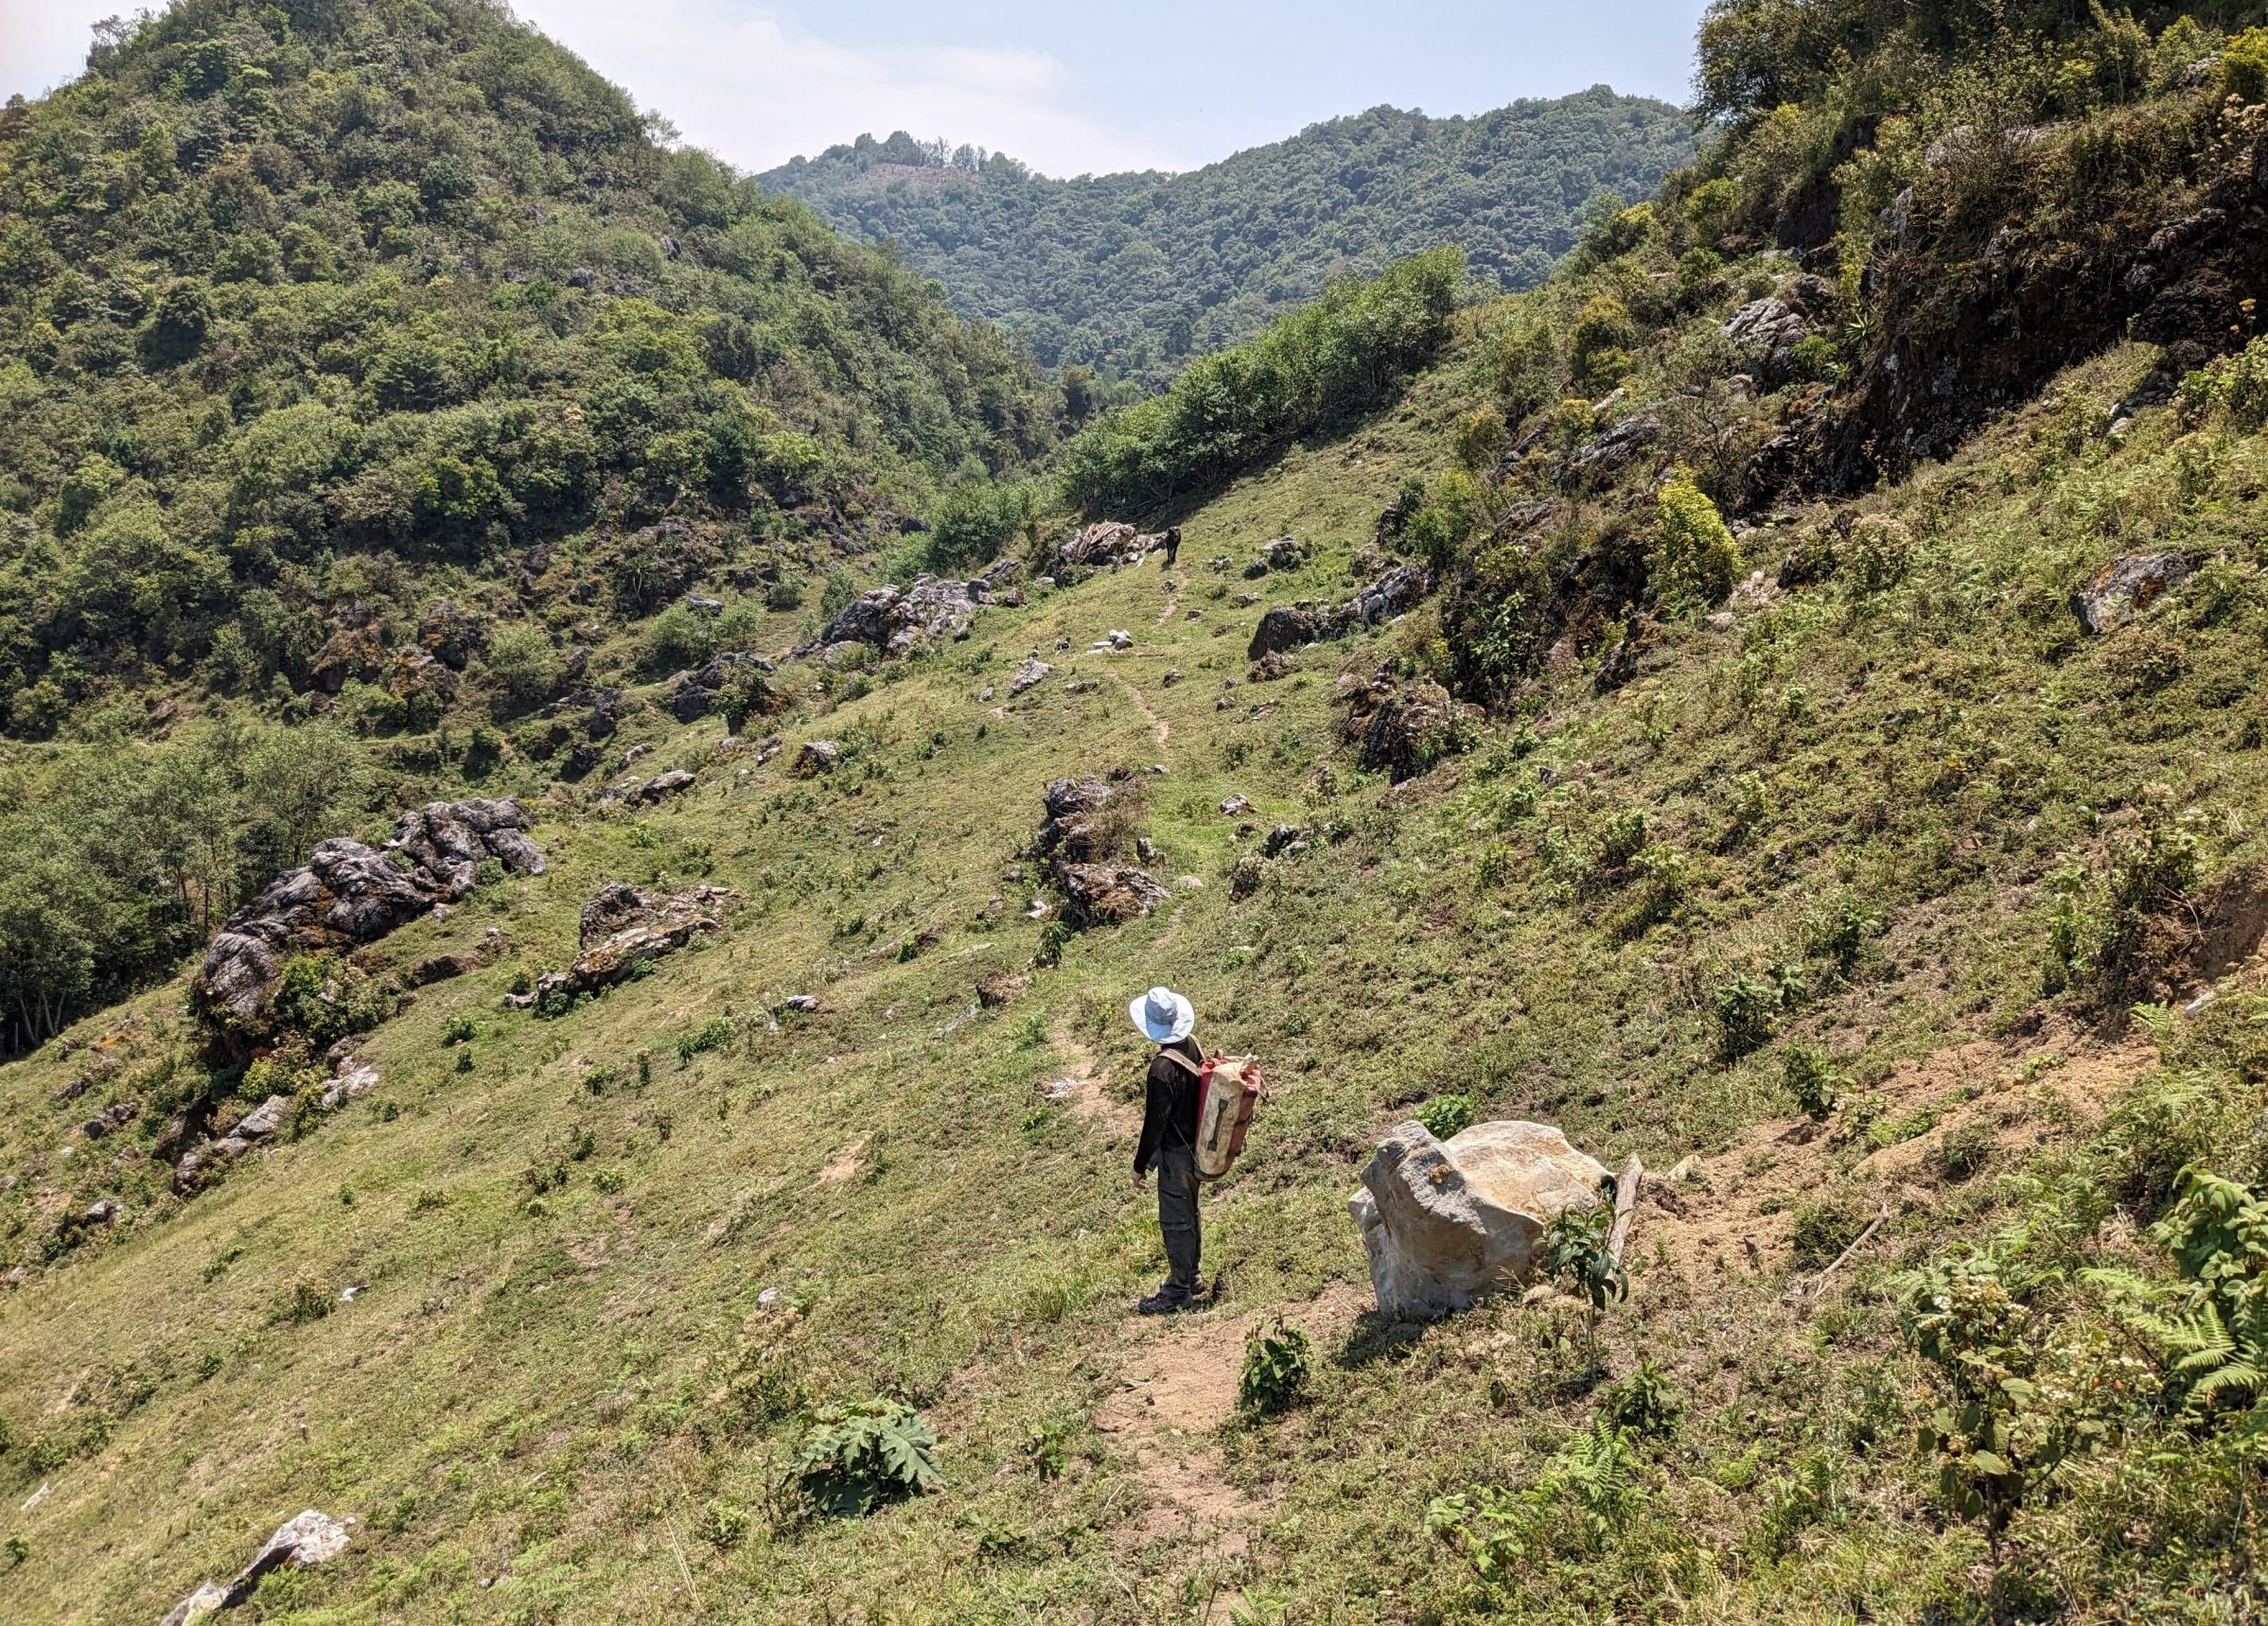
[[759, 92, 1695, 383]]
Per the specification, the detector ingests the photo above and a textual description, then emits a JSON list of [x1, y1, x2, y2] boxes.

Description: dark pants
[[1155, 1145, 1201, 1291]]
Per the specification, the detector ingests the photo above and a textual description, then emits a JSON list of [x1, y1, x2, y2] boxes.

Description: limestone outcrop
[[507, 882, 737, 1013], [1348, 1120, 1609, 1318], [159, 1509, 351, 1624], [192, 800, 545, 1053]]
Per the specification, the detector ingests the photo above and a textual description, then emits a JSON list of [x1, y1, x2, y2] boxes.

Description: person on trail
[[1130, 985, 1204, 1315], [1160, 526, 1181, 569]]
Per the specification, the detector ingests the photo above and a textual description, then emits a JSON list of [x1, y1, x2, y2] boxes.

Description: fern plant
[[1425, 1421, 1644, 1580], [2094, 1170, 2268, 1427], [789, 1398, 943, 1518]]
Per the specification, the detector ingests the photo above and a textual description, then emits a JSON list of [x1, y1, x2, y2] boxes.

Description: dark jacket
[[1134, 1035, 1204, 1175]]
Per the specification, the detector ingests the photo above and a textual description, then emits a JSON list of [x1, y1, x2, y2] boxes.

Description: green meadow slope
[[9, 308, 2268, 1620], [14, 2, 2268, 1622]]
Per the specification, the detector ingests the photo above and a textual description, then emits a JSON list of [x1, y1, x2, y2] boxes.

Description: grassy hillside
[[9, 290, 2268, 1619], [758, 93, 1693, 383], [12, 2, 2268, 1622]]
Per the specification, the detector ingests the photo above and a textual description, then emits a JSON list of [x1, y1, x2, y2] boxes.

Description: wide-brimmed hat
[[1130, 986, 1194, 1044]]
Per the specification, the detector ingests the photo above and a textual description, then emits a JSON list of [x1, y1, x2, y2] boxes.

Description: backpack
[[1162, 1048, 1264, 1179]]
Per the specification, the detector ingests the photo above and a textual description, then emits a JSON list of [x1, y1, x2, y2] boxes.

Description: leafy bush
[[1541, 1199, 1628, 1314], [924, 480, 1035, 574], [1238, 1320, 1313, 1416], [790, 1399, 943, 1518], [1649, 472, 1740, 610], [1596, 1360, 1682, 1438], [1415, 1093, 1476, 1140], [1783, 1043, 1843, 1121], [1426, 1421, 1644, 1580], [676, 1016, 734, 1063]]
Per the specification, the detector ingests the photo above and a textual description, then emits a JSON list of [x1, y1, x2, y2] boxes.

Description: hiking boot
[[1137, 1284, 1190, 1316]]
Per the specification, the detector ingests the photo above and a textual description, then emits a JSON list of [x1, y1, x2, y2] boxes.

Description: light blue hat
[[1130, 986, 1194, 1044]]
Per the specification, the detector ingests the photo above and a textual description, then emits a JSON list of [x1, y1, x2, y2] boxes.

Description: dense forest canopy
[[759, 92, 1693, 383]]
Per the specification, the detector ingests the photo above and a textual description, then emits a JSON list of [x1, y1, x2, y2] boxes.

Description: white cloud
[[510, 0, 1186, 176]]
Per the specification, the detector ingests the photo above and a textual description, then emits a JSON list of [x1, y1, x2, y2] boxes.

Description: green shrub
[[1936, 1121, 1994, 1182], [1783, 1043, 1843, 1121], [1426, 1420, 1644, 1579], [1415, 1093, 1476, 1140], [1237, 1319, 1313, 1415], [1712, 971, 1784, 1059], [1541, 1200, 1627, 1314], [677, 1016, 735, 1063], [1057, 249, 1462, 515], [1569, 295, 1637, 390], [924, 480, 1034, 573], [790, 1399, 943, 1518], [1596, 1360, 1681, 1438], [1650, 473, 1740, 610]]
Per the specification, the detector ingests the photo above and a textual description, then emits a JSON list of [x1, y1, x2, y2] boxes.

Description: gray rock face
[[192, 800, 545, 1051], [627, 768, 695, 806], [1007, 657, 1053, 696], [1060, 520, 1159, 568], [2075, 551, 2192, 634], [818, 574, 987, 656], [1348, 1121, 1610, 1319], [1335, 669, 1468, 783], [1244, 565, 1436, 660]]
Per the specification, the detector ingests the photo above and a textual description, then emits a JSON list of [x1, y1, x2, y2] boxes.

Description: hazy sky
[[1, 0, 1710, 177]]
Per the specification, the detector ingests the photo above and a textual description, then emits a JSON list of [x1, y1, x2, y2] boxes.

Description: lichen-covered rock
[[191, 801, 545, 1054], [1054, 863, 1170, 929], [2075, 551, 2192, 634], [1335, 670, 1469, 783], [506, 883, 738, 1013], [1348, 1120, 1610, 1318]]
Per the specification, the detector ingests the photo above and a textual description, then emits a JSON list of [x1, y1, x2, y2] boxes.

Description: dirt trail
[[1641, 1023, 2156, 1283], [1105, 667, 1170, 749], [1041, 1023, 1141, 1140], [1096, 1283, 1368, 1577]]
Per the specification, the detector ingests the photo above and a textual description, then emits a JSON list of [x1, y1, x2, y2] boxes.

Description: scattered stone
[[1054, 863, 1171, 929], [2075, 551, 2192, 634], [627, 768, 695, 806], [1244, 565, 1435, 660], [1348, 1120, 1610, 1319], [794, 740, 841, 778], [1220, 795, 1252, 815], [82, 1198, 120, 1227], [80, 1100, 141, 1139], [619, 743, 654, 772], [1008, 658, 1053, 696], [1262, 824, 1310, 859], [409, 952, 482, 986], [1092, 628, 1134, 651], [782, 994, 820, 1014], [667, 651, 776, 722], [192, 801, 545, 1054], [1249, 650, 1292, 682], [976, 686, 995, 702], [1160, 669, 1182, 687], [682, 593, 724, 615], [320, 1058, 379, 1111]]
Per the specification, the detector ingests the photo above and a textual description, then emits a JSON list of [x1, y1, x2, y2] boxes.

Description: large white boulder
[[1348, 1120, 1610, 1319]]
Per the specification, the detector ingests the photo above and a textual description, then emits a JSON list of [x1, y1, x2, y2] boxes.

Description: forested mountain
[[759, 91, 1692, 382], [0, 0, 1054, 1040]]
